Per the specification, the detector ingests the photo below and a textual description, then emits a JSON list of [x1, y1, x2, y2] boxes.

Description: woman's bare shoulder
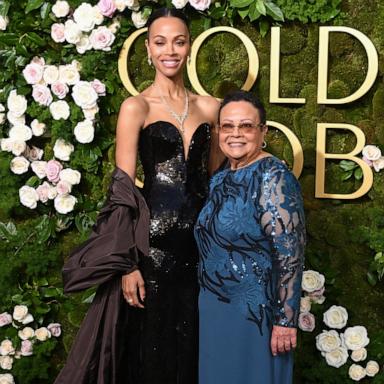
[[192, 94, 220, 124], [120, 95, 149, 115]]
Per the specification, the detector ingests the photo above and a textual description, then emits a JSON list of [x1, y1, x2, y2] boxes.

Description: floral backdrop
[[0, 0, 383, 383]]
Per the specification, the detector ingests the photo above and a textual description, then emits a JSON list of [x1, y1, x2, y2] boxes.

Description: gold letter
[[269, 27, 306, 104], [187, 26, 259, 96], [315, 123, 373, 199], [267, 121, 304, 178], [318, 27, 378, 104]]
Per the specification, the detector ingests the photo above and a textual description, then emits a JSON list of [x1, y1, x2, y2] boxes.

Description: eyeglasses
[[218, 122, 265, 134]]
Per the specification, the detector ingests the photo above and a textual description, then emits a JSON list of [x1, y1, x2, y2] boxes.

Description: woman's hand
[[122, 270, 146, 308], [270, 325, 297, 356]]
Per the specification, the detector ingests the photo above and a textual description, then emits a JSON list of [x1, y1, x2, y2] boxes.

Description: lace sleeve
[[259, 164, 306, 328]]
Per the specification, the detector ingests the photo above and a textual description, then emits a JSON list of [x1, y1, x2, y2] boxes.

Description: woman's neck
[[152, 73, 186, 98]]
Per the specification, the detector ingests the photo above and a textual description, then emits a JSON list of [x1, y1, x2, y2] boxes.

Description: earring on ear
[[262, 140, 267, 149], [147, 56, 152, 66], [187, 56, 191, 66]]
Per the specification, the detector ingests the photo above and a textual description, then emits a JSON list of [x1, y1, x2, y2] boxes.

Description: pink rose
[[91, 79, 106, 96], [22, 63, 44, 85], [20, 339, 33, 356], [362, 156, 373, 167], [189, 0, 211, 11], [46, 160, 63, 183], [298, 312, 316, 332], [36, 182, 51, 203], [32, 84, 53, 106], [56, 180, 72, 195], [0, 312, 12, 327], [307, 286, 325, 300], [89, 26, 115, 51], [51, 23, 66, 43], [97, 0, 117, 17], [51, 81, 69, 99], [47, 323, 62, 337], [24, 146, 44, 162]]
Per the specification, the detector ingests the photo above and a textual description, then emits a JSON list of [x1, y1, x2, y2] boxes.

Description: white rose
[[89, 26, 115, 51], [54, 194, 77, 214], [43, 65, 59, 85], [0, 104, 5, 125], [108, 19, 121, 34], [311, 295, 326, 304], [302, 270, 325, 293], [22, 63, 44, 85], [172, 0, 188, 9], [74, 3, 96, 32], [0, 16, 9, 31], [21, 313, 34, 325], [323, 347, 348, 368], [300, 296, 311, 313], [83, 105, 99, 120], [18, 327, 34, 340], [9, 124, 32, 141], [7, 90, 27, 117], [59, 168, 81, 185], [343, 326, 370, 351], [47, 323, 62, 337], [50, 100, 70, 120], [10, 156, 30, 175], [64, 20, 82, 44], [366, 360, 380, 377], [35, 327, 51, 342], [74, 119, 94, 143], [126, 0, 139, 11], [11, 141, 27, 156], [372, 156, 384, 172], [0, 340, 15, 356], [31, 161, 48, 179], [323, 305, 348, 329], [76, 35, 93, 55], [7, 111, 25, 126], [47, 184, 58, 200], [51, 23, 66, 43], [19, 186, 39, 208], [93, 6, 104, 25], [114, 0, 127, 11], [362, 145, 381, 161], [72, 81, 98, 109], [189, 0, 211, 10], [31, 119, 46, 136], [52, 0, 70, 17], [32, 84, 53, 106], [0, 313, 12, 328], [53, 138, 74, 161], [315, 330, 341, 353], [131, 11, 148, 29], [1, 138, 13, 152], [0, 373, 15, 384], [0, 356, 13, 370], [351, 348, 367, 362], [56, 180, 72, 195], [349, 364, 366, 381], [59, 64, 80, 85], [51, 81, 69, 99]]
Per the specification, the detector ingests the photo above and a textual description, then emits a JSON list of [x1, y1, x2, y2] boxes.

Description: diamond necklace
[[155, 85, 189, 135]]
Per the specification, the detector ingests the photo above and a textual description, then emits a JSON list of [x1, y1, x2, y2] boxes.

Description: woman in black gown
[[115, 8, 221, 383]]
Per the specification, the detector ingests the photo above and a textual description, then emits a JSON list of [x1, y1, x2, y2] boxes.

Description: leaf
[[256, 0, 266, 15], [209, 6, 226, 19], [0, 1, 10, 16], [82, 292, 96, 304], [25, 176, 40, 187], [230, 0, 254, 9], [41, 287, 60, 298], [341, 170, 353, 181], [26, 32, 46, 47], [339, 160, 357, 171], [259, 19, 269, 37], [265, 1, 284, 21], [40, 2, 51, 20], [367, 271, 377, 286], [0, 33, 19, 45], [25, 0, 44, 14], [354, 167, 363, 180], [248, 2, 261, 21], [238, 7, 249, 19], [0, 221, 17, 241]]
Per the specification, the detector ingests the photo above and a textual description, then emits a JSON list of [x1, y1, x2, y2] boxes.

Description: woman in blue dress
[[194, 91, 306, 384]]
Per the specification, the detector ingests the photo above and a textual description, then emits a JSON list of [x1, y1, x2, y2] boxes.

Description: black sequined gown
[[126, 121, 211, 384]]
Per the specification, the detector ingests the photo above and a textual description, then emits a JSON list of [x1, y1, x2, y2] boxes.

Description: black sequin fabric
[[126, 121, 211, 384]]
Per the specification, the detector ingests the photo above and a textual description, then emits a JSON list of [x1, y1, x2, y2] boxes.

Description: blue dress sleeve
[[258, 162, 306, 328]]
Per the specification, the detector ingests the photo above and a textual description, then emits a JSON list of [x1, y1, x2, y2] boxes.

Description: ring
[[128, 298, 133, 303]]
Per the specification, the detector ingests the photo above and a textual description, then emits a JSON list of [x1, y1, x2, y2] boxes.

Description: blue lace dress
[[194, 156, 305, 384]]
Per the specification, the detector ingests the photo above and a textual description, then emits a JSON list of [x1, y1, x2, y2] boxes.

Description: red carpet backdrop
[[0, 0, 383, 383]]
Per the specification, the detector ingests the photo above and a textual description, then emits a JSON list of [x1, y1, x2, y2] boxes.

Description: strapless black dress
[[125, 121, 211, 384]]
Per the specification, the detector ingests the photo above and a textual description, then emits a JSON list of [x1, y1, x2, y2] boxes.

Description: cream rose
[[366, 360, 380, 377], [59, 168, 81, 185], [0, 340, 15, 356], [315, 330, 341, 353], [0, 356, 13, 370], [323, 305, 348, 329], [302, 270, 325, 293], [72, 81, 98, 109], [51, 81, 69, 99], [373, 156, 384, 172], [76, 35, 92, 55], [83, 105, 99, 120], [9, 124, 32, 142], [11, 141, 27, 156], [31, 119, 46, 136], [351, 348, 367, 362], [31, 161, 47, 179], [47, 323, 62, 337], [89, 26, 115, 51], [52, 0, 70, 17], [32, 84, 53, 106], [10, 156, 30, 175], [172, 0, 189, 9], [0, 373, 15, 384], [1, 138, 13, 152], [22, 63, 44, 85], [131, 11, 149, 29], [189, 0, 211, 10], [7, 90, 27, 117], [74, 119, 94, 143], [0, 103, 5, 124], [51, 23, 66, 43], [362, 145, 381, 161], [7, 111, 25, 126], [74, 3, 96, 32], [18, 327, 34, 340], [50, 100, 70, 120], [0, 16, 9, 31], [92, 6, 105, 25], [20, 340, 33, 357], [43, 65, 59, 84], [323, 347, 348, 368], [343, 326, 369, 351], [54, 194, 77, 214], [64, 20, 82, 45], [114, 0, 127, 12], [349, 364, 366, 381], [0, 313, 12, 328], [21, 314, 34, 325], [19, 186, 38, 208], [53, 138, 74, 161], [35, 327, 51, 342], [59, 64, 80, 85], [300, 296, 311, 313]]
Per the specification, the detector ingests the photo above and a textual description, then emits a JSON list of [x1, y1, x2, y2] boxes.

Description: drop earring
[[187, 56, 191, 66], [147, 56, 152, 66], [262, 140, 267, 148]]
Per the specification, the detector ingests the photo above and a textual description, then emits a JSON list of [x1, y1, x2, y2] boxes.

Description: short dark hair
[[218, 90, 266, 124], [146, 8, 189, 35]]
